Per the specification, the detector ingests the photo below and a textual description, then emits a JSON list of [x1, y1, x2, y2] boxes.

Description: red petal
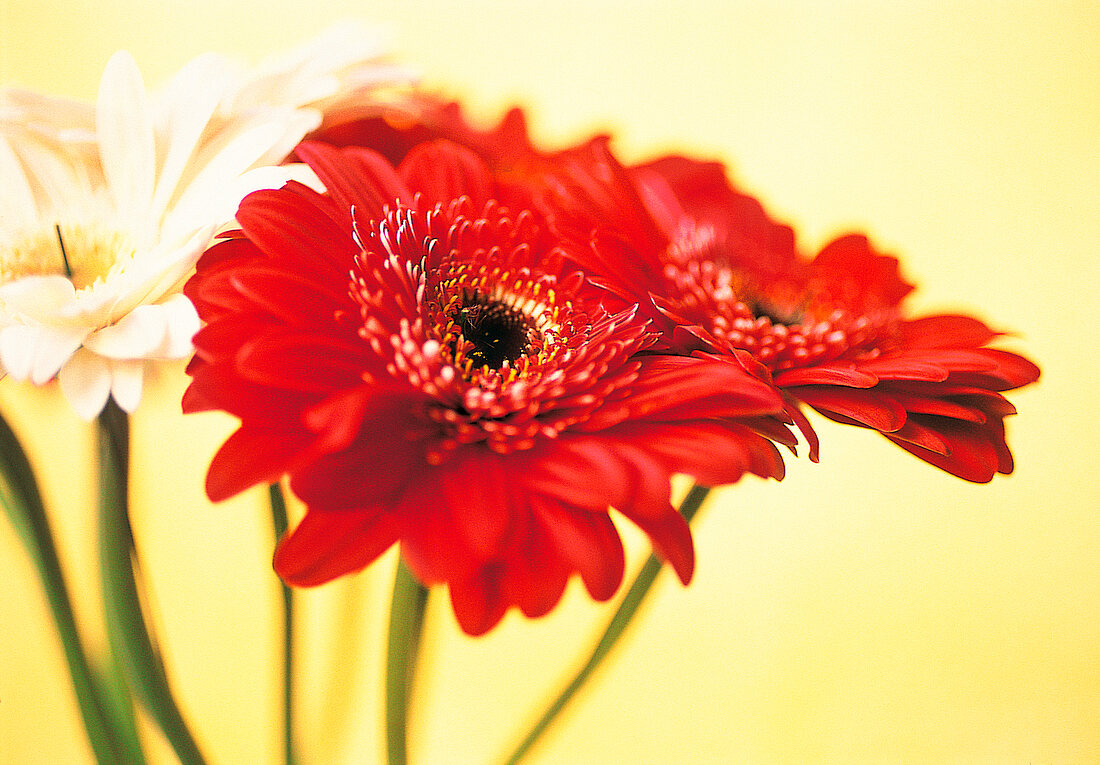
[[608, 421, 786, 485], [235, 187, 359, 287], [898, 315, 999, 348], [397, 480, 482, 586], [274, 508, 400, 587], [857, 357, 949, 382], [533, 500, 625, 602], [774, 364, 879, 388], [524, 438, 671, 518], [793, 386, 908, 432], [885, 416, 1003, 483], [811, 234, 914, 309], [295, 141, 411, 224], [206, 424, 316, 501], [618, 503, 695, 585], [887, 419, 951, 456], [449, 566, 508, 636], [398, 140, 494, 208], [288, 399, 422, 510], [888, 392, 987, 423], [441, 453, 515, 560], [501, 515, 570, 619], [610, 355, 783, 424], [236, 332, 367, 393], [783, 398, 821, 462], [226, 266, 350, 327]]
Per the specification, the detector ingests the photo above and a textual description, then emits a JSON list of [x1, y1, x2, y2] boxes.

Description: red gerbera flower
[[545, 141, 1040, 483], [310, 94, 547, 174], [184, 139, 790, 634]]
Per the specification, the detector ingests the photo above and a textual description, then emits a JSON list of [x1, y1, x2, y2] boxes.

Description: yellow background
[[2, 1, 1097, 763]]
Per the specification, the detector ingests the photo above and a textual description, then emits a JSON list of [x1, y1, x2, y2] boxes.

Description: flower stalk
[[269, 482, 297, 765], [0, 410, 141, 763], [97, 399, 208, 765], [501, 484, 712, 765], [385, 559, 430, 765]]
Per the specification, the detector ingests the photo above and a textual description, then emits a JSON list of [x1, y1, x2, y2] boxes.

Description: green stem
[[0, 410, 137, 764], [385, 558, 430, 765], [97, 400, 208, 765], [500, 484, 712, 765], [269, 483, 296, 765]]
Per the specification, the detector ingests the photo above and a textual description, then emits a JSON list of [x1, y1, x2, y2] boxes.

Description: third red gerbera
[[546, 142, 1040, 483], [184, 138, 790, 635]]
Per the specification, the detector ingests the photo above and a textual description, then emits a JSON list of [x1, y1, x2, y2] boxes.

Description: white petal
[[1, 88, 97, 139], [58, 348, 112, 420], [5, 134, 91, 211], [150, 53, 234, 220], [247, 109, 322, 172], [0, 276, 77, 320], [84, 303, 167, 359], [0, 325, 37, 379], [156, 293, 201, 358], [163, 165, 296, 244], [113, 223, 214, 314], [0, 323, 86, 384], [109, 358, 146, 413], [165, 109, 315, 234], [97, 51, 155, 228], [0, 134, 37, 230], [225, 22, 390, 112], [30, 327, 87, 384]]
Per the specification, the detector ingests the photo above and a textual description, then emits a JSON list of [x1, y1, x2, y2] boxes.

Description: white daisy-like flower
[[0, 26, 409, 419]]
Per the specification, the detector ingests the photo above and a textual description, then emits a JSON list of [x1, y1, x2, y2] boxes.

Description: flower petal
[[274, 507, 401, 587], [97, 51, 155, 230], [206, 423, 319, 501], [84, 303, 169, 359], [149, 52, 230, 219], [109, 358, 145, 413], [0, 275, 78, 320], [449, 568, 509, 636], [794, 386, 908, 433], [0, 133, 37, 228], [295, 140, 411, 224], [398, 140, 494, 208], [157, 294, 201, 358], [534, 499, 625, 602], [58, 347, 112, 420], [620, 503, 695, 585], [0, 323, 87, 385]]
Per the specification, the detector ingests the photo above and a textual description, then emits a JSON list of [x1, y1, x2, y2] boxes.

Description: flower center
[[452, 292, 533, 370], [1, 222, 133, 290], [663, 234, 892, 371]]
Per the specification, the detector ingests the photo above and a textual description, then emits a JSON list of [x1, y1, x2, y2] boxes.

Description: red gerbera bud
[[544, 141, 1040, 483], [185, 139, 789, 635]]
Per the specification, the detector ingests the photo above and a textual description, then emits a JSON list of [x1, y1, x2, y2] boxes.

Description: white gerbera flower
[[0, 27, 408, 419]]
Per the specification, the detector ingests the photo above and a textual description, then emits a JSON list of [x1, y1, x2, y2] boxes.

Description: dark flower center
[[453, 293, 533, 370]]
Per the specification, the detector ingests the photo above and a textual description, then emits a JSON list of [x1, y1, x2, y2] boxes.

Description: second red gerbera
[[545, 142, 1039, 483]]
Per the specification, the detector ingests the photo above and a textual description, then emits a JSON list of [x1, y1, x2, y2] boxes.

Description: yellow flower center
[[1, 222, 134, 290]]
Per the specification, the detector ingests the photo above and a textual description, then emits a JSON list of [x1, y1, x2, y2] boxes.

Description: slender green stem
[[0, 410, 137, 764], [97, 400, 208, 765], [385, 558, 430, 765], [501, 484, 713, 765], [268, 483, 296, 765]]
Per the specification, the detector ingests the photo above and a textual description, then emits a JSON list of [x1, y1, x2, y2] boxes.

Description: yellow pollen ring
[[1, 221, 134, 290]]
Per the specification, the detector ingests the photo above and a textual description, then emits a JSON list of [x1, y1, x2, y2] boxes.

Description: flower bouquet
[[1, 24, 1038, 765]]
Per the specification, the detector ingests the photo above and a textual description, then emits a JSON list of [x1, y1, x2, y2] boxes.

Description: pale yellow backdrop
[[1, 2, 1097, 764]]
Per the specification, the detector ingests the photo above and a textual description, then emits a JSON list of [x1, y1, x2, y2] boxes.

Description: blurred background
[[1, 1, 1097, 763]]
